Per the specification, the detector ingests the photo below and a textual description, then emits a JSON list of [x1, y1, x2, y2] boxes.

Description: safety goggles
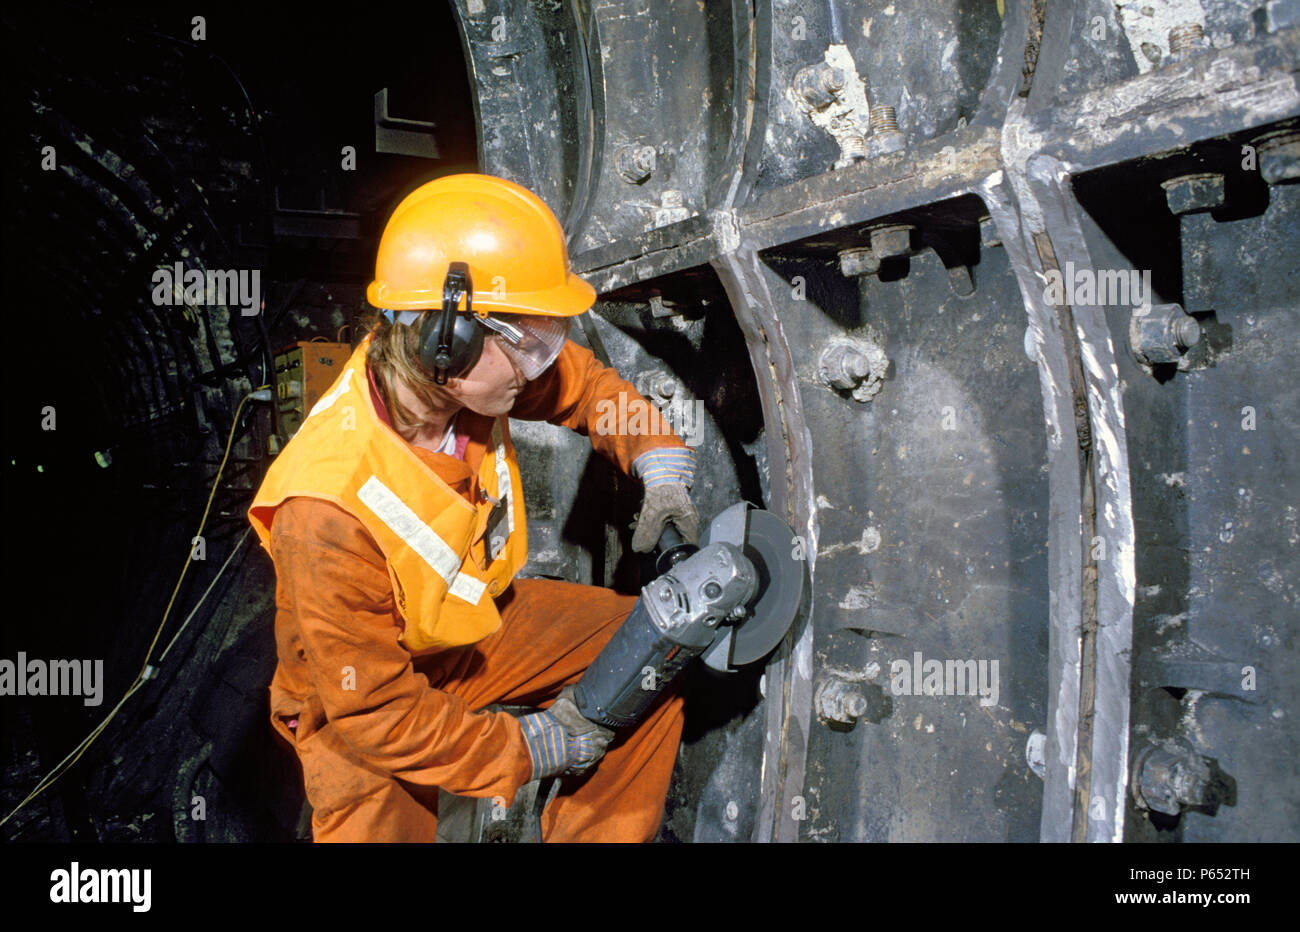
[[476, 313, 570, 381], [382, 307, 569, 381]]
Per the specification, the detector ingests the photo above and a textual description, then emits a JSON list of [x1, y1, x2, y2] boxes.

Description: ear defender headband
[[418, 261, 484, 385]]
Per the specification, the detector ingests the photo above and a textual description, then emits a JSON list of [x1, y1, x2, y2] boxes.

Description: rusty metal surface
[[458, 0, 1300, 842]]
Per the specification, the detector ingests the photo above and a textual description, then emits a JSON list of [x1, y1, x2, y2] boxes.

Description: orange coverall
[[265, 340, 687, 842]]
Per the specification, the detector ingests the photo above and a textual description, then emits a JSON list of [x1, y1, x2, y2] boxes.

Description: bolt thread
[[1168, 23, 1204, 54], [870, 105, 899, 134], [1173, 315, 1201, 349], [841, 134, 867, 161]]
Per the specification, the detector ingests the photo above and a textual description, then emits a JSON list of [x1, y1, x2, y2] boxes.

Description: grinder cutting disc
[[700, 504, 805, 672]]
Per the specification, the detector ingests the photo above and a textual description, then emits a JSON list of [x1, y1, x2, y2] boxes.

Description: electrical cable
[[0, 385, 269, 832], [157, 528, 251, 664]]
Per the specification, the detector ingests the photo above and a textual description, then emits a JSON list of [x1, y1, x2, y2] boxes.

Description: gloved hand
[[519, 687, 615, 780], [548, 686, 615, 775], [631, 482, 700, 553]]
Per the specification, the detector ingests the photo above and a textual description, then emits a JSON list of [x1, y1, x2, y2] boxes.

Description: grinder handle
[[657, 524, 685, 551], [655, 523, 698, 575]]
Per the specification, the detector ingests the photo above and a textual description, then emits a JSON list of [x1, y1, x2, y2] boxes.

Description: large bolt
[[615, 145, 656, 184], [868, 104, 905, 156], [1256, 131, 1300, 185], [815, 677, 870, 726], [839, 246, 881, 278], [795, 63, 846, 110], [1161, 172, 1225, 216], [819, 343, 873, 391], [1131, 303, 1202, 366], [1133, 742, 1212, 816], [870, 223, 915, 260]]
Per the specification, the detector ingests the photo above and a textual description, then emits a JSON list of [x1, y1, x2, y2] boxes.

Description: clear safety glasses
[[476, 313, 570, 381]]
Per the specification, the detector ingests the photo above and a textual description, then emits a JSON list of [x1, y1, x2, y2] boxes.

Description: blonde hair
[[364, 313, 459, 441]]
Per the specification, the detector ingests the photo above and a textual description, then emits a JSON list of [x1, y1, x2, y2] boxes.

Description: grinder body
[[573, 540, 757, 728]]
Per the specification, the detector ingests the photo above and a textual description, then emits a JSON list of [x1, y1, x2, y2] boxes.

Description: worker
[[247, 173, 701, 842]]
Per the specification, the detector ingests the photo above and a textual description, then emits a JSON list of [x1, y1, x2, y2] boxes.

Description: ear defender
[[419, 261, 484, 384]]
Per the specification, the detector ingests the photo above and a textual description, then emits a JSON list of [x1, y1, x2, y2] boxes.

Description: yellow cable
[[0, 384, 269, 831]]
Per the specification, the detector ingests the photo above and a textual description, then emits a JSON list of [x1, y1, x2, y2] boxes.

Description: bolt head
[[870, 224, 914, 259], [1161, 173, 1225, 215], [839, 247, 880, 278], [1132, 304, 1198, 365], [615, 145, 654, 184], [1257, 131, 1300, 185]]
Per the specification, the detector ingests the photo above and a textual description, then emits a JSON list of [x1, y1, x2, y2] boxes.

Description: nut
[[615, 145, 656, 184], [839, 246, 881, 278], [1131, 303, 1201, 365], [1133, 741, 1212, 815], [794, 63, 846, 110], [870, 224, 915, 260]]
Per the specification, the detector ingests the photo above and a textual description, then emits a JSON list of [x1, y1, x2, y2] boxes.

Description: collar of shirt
[[366, 362, 482, 501]]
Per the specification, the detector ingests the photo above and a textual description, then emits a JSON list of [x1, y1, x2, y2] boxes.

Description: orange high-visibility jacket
[[251, 334, 529, 652], [248, 333, 689, 802]]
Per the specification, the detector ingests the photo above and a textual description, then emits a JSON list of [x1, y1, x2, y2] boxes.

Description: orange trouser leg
[[422, 577, 686, 843]]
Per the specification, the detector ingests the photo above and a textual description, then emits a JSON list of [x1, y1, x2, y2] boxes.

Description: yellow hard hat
[[366, 173, 595, 318]]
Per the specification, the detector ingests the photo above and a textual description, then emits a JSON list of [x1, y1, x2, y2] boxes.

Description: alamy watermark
[[0, 653, 104, 706], [49, 862, 151, 912], [1042, 262, 1152, 312], [151, 262, 261, 316], [593, 391, 705, 447], [889, 650, 999, 707]]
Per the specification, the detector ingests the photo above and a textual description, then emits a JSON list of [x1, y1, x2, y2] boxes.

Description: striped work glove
[[630, 447, 700, 553], [519, 687, 615, 779]]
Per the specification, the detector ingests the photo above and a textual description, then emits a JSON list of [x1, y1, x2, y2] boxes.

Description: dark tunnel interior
[[3, 0, 486, 841]]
